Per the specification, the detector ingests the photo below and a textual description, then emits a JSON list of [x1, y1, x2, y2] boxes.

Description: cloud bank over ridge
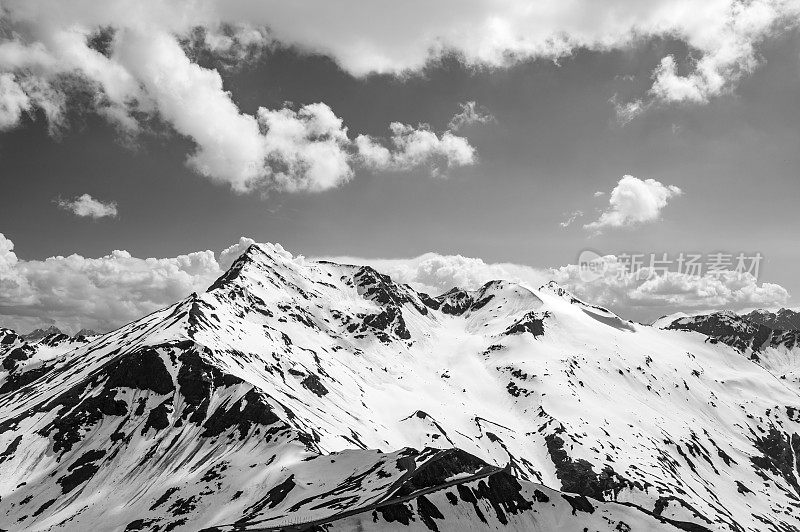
[[0, 234, 789, 334]]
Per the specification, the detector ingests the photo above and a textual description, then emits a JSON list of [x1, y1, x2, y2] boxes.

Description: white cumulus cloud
[[584, 175, 682, 232], [218, 237, 256, 271], [57, 194, 118, 219], [357, 122, 476, 177], [257, 103, 354, 193], [115, 29, 268, 191], [0, 233, 226, 333]]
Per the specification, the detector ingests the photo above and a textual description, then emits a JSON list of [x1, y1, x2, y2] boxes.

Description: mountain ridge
[[0, 242, 798, 531]]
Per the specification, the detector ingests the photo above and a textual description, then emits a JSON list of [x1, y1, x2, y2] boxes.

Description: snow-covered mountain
[[1, 243, 799, 531]]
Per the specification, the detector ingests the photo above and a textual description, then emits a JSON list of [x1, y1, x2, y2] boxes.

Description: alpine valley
[[0, 243, 798, 532]]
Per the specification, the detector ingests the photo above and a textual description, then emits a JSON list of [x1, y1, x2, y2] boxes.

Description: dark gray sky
[[4, 40, 800, 272], [1, 1, 799, 331]]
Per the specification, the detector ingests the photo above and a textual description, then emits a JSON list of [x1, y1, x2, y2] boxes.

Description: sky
[[1, 0, 800, 332]]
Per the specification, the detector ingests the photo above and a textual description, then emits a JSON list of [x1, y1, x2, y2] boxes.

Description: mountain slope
[[0, 243, 799, 531]]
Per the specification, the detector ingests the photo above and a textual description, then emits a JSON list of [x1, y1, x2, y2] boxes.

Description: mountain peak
[[207, 241, 302, 294], [22, 325, 63, 340], [242, 241, 295, 263]]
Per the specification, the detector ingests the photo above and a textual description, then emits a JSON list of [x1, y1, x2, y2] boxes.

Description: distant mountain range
[[0, 243, 798, 531], [18, 326, 99, 341], [666, 309, 800, 358]]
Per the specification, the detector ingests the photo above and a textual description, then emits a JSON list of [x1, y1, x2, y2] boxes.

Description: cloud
[[357, 122, 476, 177], [584, 175, 682, 232], [612, 97, 649, 125], [218, 236, 256, 271], [551, 254, 790, 320], [647, 0, 777, 105], [183, 26, 271, 70], [0, 14, 479, 194], [560, 210, 584, 228], [0, 72, 64, 132], [447, 101, 496, 131], [0, 73, 32, 130], [57, 194, 118, 219], [254, 103, 354, 192], [0, 232, 230, 333], [114, 29, 269, 191], [0, 0, 794, 185]]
